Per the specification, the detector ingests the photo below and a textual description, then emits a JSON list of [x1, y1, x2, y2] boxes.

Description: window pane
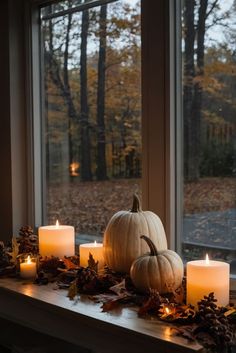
[[180, 0, 236, 273], [40, 0, 141, 240]]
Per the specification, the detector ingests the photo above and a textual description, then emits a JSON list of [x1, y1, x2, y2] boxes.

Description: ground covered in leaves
[[46, 177, 235, 237]]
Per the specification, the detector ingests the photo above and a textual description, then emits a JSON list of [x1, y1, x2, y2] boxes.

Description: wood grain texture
[[0, 278, 205, 353]]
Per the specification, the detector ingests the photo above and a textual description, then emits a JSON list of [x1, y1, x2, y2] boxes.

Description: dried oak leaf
[[68, 279, 78, 300], [63, 256, 79, 270], [88, 253, 98, 273], [109, 279, 127, 295], [101, 293, 133, 312], [138, 289, 168, 317], [171, 325, 197, 342]]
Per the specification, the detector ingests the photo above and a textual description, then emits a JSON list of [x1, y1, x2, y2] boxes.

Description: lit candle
[[39, 220, 75, 258], [79, 241, 104, 270], [187, 254, 230, 308], [20, 255, 37, 279]]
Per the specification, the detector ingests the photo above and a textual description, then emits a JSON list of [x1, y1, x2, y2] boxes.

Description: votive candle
[[20, 255, 37, 279]]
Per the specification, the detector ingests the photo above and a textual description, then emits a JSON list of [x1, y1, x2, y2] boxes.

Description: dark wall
[[0, 0, 27, 242], [0, 0, 13, 241]]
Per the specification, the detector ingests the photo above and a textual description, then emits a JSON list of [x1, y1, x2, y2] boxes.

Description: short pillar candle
[[79, 241, 104, 270], [187, 255, 230, 308], [39, 221, 75, 258]]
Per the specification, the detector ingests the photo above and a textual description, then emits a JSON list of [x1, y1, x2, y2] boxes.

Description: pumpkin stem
[[141, 235, 158, 256], [131, 194, 142, 212]]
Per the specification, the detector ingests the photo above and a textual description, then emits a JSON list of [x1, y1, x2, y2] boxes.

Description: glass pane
[[41, 0, 100, 18], [40, 0, 141, 241], [180, 0, 236, 273]]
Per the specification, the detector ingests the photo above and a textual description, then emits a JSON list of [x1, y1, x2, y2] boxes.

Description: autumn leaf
[[109, 279, 127, 295], [68, 279, 78, 300], [88, 253, 98, 273], [63, 256, 79, 270]]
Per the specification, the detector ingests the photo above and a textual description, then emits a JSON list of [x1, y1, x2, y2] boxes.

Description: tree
[[183, 0, 230, 181], [80, 1, 92, 181], [96, 4, 108, 180], [43, 1, 78, 176]]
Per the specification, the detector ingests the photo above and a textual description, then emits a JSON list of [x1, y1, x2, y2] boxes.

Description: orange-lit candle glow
[[165, 307, 170, 315], [39, 220, 75, 258], [187, 254, 229, 309], [20, 255, 37, 279], [79, 241, 104, 270]]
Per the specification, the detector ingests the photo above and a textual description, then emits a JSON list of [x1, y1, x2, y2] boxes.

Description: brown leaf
[[101, 293, 130, 312], [68, 279, 78, 300], [171, 325, 196, 341], [109, 279, 127, 295], [63, 257, 79, 270], [101, 298, 122, 312], [88, 253, 98, 272]]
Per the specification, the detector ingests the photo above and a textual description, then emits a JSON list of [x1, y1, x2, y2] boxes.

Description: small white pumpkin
[[103, 194, 167, 273], [130, 235, 184, 294]]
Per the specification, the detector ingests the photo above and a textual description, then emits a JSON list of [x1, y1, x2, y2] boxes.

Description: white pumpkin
[[130, 235, 184, 293], [103, 194, 167, 273]]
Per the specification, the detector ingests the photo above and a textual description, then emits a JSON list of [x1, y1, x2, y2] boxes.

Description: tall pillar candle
[[187, 255, 229, 308], [39, 222, 75, 258]]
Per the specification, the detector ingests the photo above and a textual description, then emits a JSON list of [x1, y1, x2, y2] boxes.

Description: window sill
[[0, 278, 205, 353]]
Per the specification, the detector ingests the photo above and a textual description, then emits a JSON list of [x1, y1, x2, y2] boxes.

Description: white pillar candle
[[79, 241, 104, 270], [187, 255, 230, 308], [20, 256, 37, 279], [39, 221, 75, 258]]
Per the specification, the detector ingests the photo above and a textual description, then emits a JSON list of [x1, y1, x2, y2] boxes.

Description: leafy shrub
[[200, 140, 235, 177]]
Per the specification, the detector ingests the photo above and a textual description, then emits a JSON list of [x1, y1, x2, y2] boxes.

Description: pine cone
[[0, 242, 11, 268], [196, 293, 234, 348], [17, 225, 38, 255], [39, 257, 65, 276], [19, 226, 34, 237], [76, 267, 99, 293]]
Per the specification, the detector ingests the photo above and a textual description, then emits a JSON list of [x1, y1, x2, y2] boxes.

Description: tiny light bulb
[[205, 253, 210, 265], [56, 220, 59, 228]]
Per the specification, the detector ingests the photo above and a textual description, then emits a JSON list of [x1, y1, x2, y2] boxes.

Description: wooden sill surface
[[0, 278, 204, 353]]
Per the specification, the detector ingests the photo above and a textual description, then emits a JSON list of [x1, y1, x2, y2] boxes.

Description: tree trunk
[[80, 4, 92, 181], [190, 0, 208, 181], [63, 6, 76, 168], [96, 4, 108, 180], [46, 4, 78, 177], [183, 0, 195, 181]]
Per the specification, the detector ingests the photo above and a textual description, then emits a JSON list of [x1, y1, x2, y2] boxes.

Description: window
[[26, 0, 234, 275], [179, 0, 236, 273], [39, 0, 142, 240]]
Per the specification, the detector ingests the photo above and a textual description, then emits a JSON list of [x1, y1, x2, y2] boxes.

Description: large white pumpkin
[[103, 194, 167, 273]]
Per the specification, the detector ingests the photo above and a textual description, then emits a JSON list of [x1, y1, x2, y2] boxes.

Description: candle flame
[[26, 255, 31, 264], [56, 220, 59, 228], [165, 307, 170, 315], [205, 253, 210, 265], [94, 240, 97, 246]]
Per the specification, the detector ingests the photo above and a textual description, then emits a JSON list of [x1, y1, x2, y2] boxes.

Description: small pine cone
[[19, 225, 34, 238], [76, 267, 98, 292], [39, 257, 64, 275]]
